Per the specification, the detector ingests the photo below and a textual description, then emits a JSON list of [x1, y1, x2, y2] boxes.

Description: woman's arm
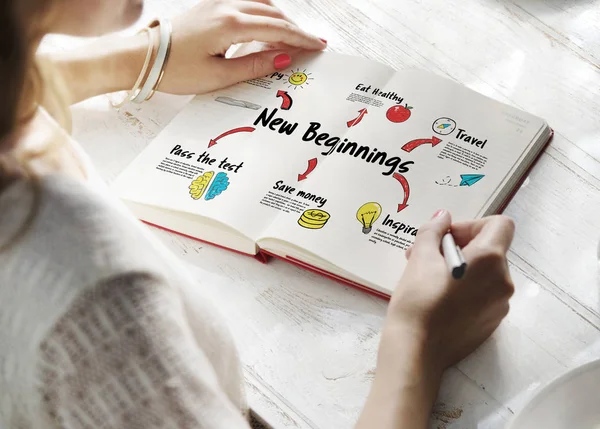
[[37, 272, 253, 429], [48, 0, 326, 105], [51, 33, 147, 104], [356, 327, 442, 429], [357, 211, 515, 429]]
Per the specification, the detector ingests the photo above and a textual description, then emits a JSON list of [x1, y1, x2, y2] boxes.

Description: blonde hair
[[0, 0, 71, 251]]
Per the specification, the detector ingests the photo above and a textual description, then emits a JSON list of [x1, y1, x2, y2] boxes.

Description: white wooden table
[[45, 0, 600, 427]]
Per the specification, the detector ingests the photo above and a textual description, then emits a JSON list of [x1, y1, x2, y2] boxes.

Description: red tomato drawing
[[386, 104, 412, 123]]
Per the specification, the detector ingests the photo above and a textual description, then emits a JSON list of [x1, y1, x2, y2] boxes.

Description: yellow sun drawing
[[285, 68, 313, 90]]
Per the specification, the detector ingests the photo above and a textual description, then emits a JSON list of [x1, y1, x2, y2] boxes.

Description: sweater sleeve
[[34, 271, 251, 429]]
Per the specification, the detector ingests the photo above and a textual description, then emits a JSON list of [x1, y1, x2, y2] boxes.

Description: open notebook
[[113, 51, 552, 297]]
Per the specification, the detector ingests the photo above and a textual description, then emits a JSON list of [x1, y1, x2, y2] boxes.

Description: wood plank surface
[[44, 0, 600, 427]]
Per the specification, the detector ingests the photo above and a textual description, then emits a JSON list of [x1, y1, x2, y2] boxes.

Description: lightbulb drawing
[[356, 202, 382, 234]]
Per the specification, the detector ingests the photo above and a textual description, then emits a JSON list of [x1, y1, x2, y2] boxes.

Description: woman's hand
[[50, 0, 325, 104], [356, 210, 515, 429], [160, 0, 326, 95], [390, 210, 515, 370]]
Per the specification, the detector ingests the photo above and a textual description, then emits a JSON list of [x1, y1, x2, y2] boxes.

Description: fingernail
[[274, 53, 291, 69], [319, 38, 328, 44], [432, 209, 446, 219]]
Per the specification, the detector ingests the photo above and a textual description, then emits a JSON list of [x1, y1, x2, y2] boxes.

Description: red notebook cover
[[141, 130, 553, 300]]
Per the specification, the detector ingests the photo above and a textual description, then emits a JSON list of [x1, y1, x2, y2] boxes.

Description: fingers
[[410, 210, 452, 258], [257, 42, 299, 51], [449, 219, 487, 248], [214, 49, 297, 86], [452, 215, 515, 258], [467, 215, 515, 255], [237, 1, 296, 24], [229, 14, 326, 51], [406, 214, 515, 264]]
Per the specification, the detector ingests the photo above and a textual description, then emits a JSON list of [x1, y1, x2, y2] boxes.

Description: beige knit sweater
[[0, 171, 251, 429]]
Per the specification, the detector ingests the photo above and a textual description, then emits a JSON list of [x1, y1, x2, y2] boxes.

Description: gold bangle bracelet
[[111, 27, 155, 108], [145, 19, 173, 101]]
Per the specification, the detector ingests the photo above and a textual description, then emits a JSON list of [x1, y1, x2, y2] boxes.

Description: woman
[[0, 0, 515, 428]]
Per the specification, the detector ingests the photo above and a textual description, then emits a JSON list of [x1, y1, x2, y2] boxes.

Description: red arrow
[[208, 126, 255, 147], [346, 108, 368, 128], [401, 136, 442, 152], [393, 173, 410, 212], [298, 158, 318, 181], [276, 90, 293, 110]]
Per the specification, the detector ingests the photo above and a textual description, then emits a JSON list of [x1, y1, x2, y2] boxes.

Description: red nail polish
[[319, 38, 328, 44], [432, 209, 446, 219], [274, 53, 291, 69]]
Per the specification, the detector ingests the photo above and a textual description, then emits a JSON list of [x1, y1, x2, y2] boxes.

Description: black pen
[[442, 232, 467, 279]]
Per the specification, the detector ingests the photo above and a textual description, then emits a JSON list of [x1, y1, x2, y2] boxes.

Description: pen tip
[[452, 263, 467, 279]]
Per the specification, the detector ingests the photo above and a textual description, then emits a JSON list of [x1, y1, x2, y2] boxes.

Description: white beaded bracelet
[[111, 27, 154, 108], [131, 18, 172, 104]]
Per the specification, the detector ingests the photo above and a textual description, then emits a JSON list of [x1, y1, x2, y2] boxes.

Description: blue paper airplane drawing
[[460, 174, 485, 186]]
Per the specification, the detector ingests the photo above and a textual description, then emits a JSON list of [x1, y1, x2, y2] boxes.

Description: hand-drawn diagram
[[208, 126, 255, 148], [401, 136, 442, 152], [435, 175, 456, 187], [386, 104, 413, 123], [347, 108, 368, 128], [432, 117, 457, 135], [393, 173, 410, 212], [285, 68, 313, 90], [435, 174, 485, 187], [356, 202, 382, 234], [215, 96, 261, 110], [208, 90, 295, 149], [298, 158, 318, 181], [460, 174, 485, 186], [298, 209, 330, 229], [205, 172, 230, 200], [189, 171, 215, 200], [189, 171, 231, 201], [276, 90, 293, 110]]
